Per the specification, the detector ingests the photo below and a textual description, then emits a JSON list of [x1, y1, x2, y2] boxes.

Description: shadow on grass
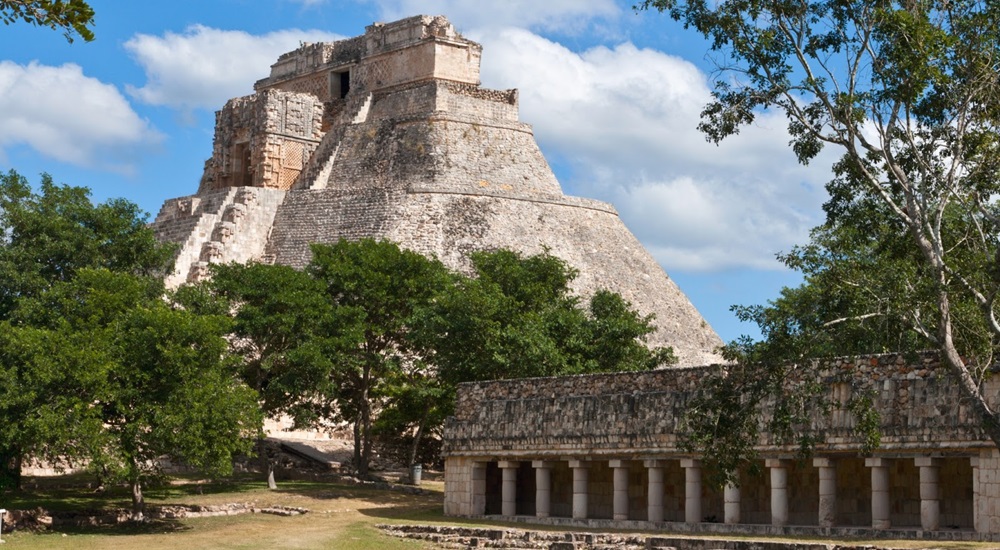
[[46, 517, 193, 537]]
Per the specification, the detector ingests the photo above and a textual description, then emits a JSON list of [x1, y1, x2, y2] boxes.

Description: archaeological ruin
[[442, 354, 1000, 541], [148, 14, 1000, 543], [150, 14, 722, 367]]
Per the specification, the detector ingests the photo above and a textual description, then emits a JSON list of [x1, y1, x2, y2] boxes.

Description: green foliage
[[0, 171, 176, 491], [308, 239, 453, 476], [423, 249, 674, 386], [0, 0, 95, 42], [637, 0, 1000, 470], [3, 269, 261, 517], [186, 262, 341, 424], [0, 170, 175, 319]]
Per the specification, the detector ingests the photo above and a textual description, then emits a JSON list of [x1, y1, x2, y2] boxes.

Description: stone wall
[[444, 354, 997, 457], [198, 90, 323, 193]]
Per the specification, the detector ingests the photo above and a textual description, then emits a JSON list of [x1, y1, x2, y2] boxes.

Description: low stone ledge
[[378, 524, 916, 550], [4, 503, 309, 531]]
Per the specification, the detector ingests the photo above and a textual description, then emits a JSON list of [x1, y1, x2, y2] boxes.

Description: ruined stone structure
[[150, 15, 723, 366], [442, 353, 1000, 541]]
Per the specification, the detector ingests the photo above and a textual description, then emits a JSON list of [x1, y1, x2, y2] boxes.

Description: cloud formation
[[371, 0, 620, 33], [474, 28, 833, 271], [125, 25, 342, 111], [0, 61, 161, 174]]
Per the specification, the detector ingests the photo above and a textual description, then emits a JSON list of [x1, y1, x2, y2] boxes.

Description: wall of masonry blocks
[[198, 90, 323, 193], [446, 354, 995, 455]]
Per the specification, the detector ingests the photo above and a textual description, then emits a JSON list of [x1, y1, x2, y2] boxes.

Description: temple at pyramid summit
[[151, 14, 723, 366]]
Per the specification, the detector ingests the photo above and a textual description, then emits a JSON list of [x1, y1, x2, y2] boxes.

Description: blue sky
[[0, 0, 837, 344]]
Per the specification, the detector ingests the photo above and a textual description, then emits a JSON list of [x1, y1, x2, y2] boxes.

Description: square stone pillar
[[972, 456, 980, 533], [644, 460, 666, 523], [766, 459, 789, 527], [724, 483, 741, 525], [499, 460, 519, 517], [533, 461, 555, 518], [915, 457, 941, 531], [866, 457, 891, 529], [680, 459, 702, 524], [471, 461, 488, 515], [813, 458, 837, 528], [609, 460, 630, 521], [569, 460, 590, 519]]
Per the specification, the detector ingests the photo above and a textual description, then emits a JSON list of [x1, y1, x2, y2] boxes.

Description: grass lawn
[[0, 474, 446, 549], [1, 474, 999, 549]]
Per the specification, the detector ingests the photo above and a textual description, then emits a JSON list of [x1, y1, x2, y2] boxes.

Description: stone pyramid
[[151, 15, 724, 366]]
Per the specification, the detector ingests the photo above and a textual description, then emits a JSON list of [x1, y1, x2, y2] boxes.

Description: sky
[[0, 0, 839, 344]]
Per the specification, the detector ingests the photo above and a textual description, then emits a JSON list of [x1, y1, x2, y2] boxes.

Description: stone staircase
[[153, 187, 285, 288], [295, 93, 373, 190]]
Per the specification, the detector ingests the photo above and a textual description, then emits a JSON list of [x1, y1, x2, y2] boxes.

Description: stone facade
[[150, 15, 723, 366], [442, 353, 1000, 540]]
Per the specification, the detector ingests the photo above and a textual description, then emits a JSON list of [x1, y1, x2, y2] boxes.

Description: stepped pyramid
[[151, 15, 724, 366]]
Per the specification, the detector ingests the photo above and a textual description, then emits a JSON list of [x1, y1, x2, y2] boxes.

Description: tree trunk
[[352, 420, 361, 474], [936, 291, 1000, 448], [257, 438, 277, 490], [358, 362, 372, 478], [131, 479, 145, 522], [407, 406, 430, 473], [12, 452, 21, 490]]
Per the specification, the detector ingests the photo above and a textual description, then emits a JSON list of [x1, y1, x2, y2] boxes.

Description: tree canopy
[[638, 0, 1000, 474], [0, 0, 95, 42]]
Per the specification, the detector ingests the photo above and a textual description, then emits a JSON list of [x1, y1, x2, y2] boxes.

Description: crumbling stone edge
[[376, 524, 918, 550], [5, 503, 309, 531]]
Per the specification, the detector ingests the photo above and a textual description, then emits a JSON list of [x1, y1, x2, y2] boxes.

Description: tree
[[308, 239, 452, 478], [423, 249, 675, 386], [0, 170, 175, 488], [0, 0, 94, 42], [638, 0, 1000, 466], [5, 269, 261, 520], [179, 262, 343, 489]]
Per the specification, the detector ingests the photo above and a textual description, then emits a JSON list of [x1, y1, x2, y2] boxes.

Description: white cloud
[[474, 28, 834, 272], [370, 0, 620, 33], [0, 61, 161, 174], [124, 25, 342, 111]]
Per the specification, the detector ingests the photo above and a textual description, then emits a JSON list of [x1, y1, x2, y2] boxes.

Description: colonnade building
[[442, 354, 1000, 541]]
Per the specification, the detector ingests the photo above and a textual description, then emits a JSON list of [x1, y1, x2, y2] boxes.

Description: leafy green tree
[[0, 170, 174, 488], [638, 0, 1000, 467], [179, 262, 345, 489], [0, 0, 95, 42], [6, 269, 261, 520], [308, 239, 452, 477], [424, 249, 675, 386]]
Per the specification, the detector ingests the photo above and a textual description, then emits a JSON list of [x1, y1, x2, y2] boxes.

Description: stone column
[[813, 458, 837, 528], [681, 459, 702, 524], [972, 456, 980, 533], [866, 457, 891, 529], [569, 460, 589, 519], [766, 459, 789, 527], [610, 460, 630, 521], [645, 460, 666, 523], [724, 483, 741, 525], [533, 461, 554, 518], [471, 461, 488, 515], [499, 460, 519, 517], [915, 457, 941, 531]]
